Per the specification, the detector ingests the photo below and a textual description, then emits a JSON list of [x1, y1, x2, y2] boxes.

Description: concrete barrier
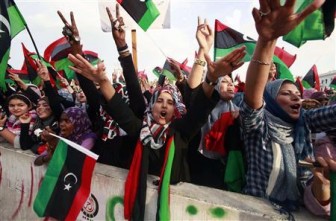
[[0, 141, 324, 220]]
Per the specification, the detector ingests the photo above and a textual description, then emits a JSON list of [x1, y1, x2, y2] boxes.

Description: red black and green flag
[[124, 137, 175, 221], [116, 0, 160, 31], [0, 0, 26, 91], [283, 0, 336, 47], [330, 76, 336, 89], [214, 19, 296, 81], [152, 57, 190, 81], [302, 65, 321, 91], [33, 136, 98, 221], [44, 37, 99, 81]]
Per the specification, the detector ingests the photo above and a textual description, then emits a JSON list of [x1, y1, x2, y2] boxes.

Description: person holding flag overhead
[[238, 0, 336, 218]]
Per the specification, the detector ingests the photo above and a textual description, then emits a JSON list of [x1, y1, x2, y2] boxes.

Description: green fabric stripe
[[215, 43, 294, 82], [0, 50, 10, 91], [283, 0, 325, 47], [138, 1, 160, 31], [158, 139, 175, 221], [8, 4, 26, 38], [33, 140, 67, 217], [302, 80, 313, 89]]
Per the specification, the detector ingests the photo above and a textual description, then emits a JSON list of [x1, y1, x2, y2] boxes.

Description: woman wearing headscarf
[[240, 0, 336, 218], [68, 41, 245, 220]]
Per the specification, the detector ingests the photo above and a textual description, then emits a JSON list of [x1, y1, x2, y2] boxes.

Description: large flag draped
[[302, 65, 321, 91], [283, 0, 336, 47], [117, 0, 160, 31], [33, 135, 98, 221], [214, 19, 296, 81], [0, 0, 26, 91]]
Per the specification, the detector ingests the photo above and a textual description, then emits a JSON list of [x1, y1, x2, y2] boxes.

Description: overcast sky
[[10, 0, 336, 82]]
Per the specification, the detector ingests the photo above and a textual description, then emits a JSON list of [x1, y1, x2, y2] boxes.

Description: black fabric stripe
[[132, 144, 149, 221], [120, 0, 148, 23], [0, 1, 11, 60], [215, 27, 255, 49], [322, 0, 335, 37], [303, 67, 315, 87], [44, 145, 86, 220]]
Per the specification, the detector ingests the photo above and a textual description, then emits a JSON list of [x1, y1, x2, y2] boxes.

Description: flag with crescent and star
[[33, 135, 98, 221], [0, 0, 26, 91]]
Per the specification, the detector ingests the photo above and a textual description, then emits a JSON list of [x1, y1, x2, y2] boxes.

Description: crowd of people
[[1, 0, 336, 220]]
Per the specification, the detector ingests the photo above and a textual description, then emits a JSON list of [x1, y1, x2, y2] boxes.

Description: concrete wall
[[0, 142, 324, 221]]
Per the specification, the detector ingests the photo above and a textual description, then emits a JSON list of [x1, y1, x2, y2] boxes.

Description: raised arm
[[106, 5, 146, 117], [187, 16, 214, 89], [245, 0, 325, 109]]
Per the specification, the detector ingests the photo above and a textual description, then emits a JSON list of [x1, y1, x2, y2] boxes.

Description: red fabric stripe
[[65, 156, 96, 221], [215, 19, 228, 32], [124, 140, 143, 220], [44, 37, 68, 62]]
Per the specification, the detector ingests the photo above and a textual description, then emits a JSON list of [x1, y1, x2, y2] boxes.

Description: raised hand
[[36, 60, 50, 81], [168, 58, 184, 82], [106, 4, 126, 48], [196, 16, 213, 54], [252, 0, 325, 41], [204, 46, 246, 81], [68, 54, 108, 84], [57, 11, 81, 44]]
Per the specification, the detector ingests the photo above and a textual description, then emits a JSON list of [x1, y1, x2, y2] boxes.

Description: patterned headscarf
[[100, 82, 129, 141], [63, 106, 94, 144], [140, 84, 186, 149]]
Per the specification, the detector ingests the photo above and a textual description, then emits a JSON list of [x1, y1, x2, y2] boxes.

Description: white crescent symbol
[[0, 14, 10, 34], [64, 172, 78, 184]]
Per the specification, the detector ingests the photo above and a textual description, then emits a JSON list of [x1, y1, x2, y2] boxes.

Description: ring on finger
[[259, 10, 270, 17]]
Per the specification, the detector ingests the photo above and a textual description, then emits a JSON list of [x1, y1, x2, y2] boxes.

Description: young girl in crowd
[[0, 92, 37, 149], [239, 0, 336, 218]]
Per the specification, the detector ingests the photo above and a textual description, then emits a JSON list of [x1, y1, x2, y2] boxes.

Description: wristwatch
[[0, 125, 5, 132], [205, 76, 217, 86]]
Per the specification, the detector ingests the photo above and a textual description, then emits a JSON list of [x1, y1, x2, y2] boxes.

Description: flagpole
[[24, 24, 41, 60], [131, 29, 138, 73]]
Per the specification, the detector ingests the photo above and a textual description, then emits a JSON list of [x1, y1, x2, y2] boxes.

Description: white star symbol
[[64, 183, 72, 191]]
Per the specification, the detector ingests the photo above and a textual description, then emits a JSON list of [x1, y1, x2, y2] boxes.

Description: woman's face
[[76, 91, 87, 103], [8, 98, 30, 117], [36, 99, 52, 119], [276, 83, 302, 120], [218, 76, 235, 100], [152, 92, 175, 125], [59, 113, 74, 138]]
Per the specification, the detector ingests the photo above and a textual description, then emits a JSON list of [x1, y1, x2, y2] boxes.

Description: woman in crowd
[[37, 106, 97, 164], [240, 0, 335, 217]]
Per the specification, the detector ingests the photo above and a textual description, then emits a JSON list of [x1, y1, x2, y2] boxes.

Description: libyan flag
[[152, 58, 191, 82], [44, 37, 100, 81], [283, 0, 336, 47], [0, 0, 26, 91], [117, 0, 160, 31], [302, 65, 321, 91], [214, 19, 295, 82], [33, 136, 98, 220]]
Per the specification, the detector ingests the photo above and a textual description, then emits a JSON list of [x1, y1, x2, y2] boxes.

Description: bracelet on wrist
[[251, 58, 271, 66], [117, 44, 128, 52], [119, 51, 131, 58], [205, 76, 217, 86], [194, 58, 206, 67]]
